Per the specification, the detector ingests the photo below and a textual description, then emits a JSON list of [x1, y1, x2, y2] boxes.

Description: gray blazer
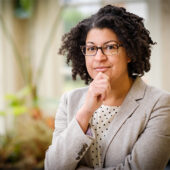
[[45, 78, 170, 170]]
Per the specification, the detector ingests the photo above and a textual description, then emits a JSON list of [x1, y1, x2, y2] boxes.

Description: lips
[[94, 66, 111, 72]]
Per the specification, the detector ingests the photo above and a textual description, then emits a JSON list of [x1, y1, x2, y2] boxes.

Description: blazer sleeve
[[95, 93, 170, 170], [44, 92, 94, 170]]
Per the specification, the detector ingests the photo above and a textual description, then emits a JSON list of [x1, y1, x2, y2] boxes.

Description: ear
[[127, 57, 131, 63]]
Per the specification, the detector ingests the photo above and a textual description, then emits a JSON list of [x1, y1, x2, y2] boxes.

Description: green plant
[[4, 86, 31, 116], [0, 87, 54, 169]]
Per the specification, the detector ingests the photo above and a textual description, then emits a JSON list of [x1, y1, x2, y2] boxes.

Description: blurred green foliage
[[0, 86, 53, 169], [4, 86, 31, 116], [62, 7, 86, 33], [14, 0, 34, 18]]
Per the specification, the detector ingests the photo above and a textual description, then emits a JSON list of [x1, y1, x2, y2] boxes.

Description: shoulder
[[132, 77, 170, 103], [142, 82, 170, 118], [58, 87, 89, 115], [60, 86, 88, 104], [65, 86, 88, 98], [130, 78, 170, 112], [146, 83, 170, 105]]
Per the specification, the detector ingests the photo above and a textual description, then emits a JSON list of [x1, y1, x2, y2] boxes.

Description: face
[[85, 28, 131, 83]]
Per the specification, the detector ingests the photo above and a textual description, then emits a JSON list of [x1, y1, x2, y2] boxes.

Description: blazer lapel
[[100, 78, 147, 164]]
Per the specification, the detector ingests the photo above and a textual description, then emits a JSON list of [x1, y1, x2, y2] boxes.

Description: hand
[[84, 72, 111, 113], [76, 72, 111, 132]]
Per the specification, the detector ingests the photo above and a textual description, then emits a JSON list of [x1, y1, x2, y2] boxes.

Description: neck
[[103, 76, 134, 106]]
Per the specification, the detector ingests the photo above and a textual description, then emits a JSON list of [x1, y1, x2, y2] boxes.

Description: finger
[[89, 76, 111, 100], [95, 82, 111, 100], [94, 72, 103, 80], [93, 74, 110, 83], [92, 79, 110, 93], [95, 74, 111, 91], [97, 72, 109, 80], [94, 87, 108, 101], [93, 79, 110, 86], [100, 92, 106, 101]]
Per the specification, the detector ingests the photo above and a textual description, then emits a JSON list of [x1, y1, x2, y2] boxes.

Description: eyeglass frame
[[80, 40, 123, 56]]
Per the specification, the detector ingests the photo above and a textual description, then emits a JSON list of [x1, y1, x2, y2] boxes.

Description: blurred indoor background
[[0, 0, 170, 169]]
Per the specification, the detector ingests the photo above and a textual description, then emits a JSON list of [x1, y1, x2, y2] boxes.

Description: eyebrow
[[86, 40, 119, 45]]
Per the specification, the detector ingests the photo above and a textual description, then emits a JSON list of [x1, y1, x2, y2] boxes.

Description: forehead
[[86, 28, 119, 45]]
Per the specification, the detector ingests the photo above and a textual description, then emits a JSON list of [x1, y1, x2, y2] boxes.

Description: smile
[[94, 66, 110, 72]]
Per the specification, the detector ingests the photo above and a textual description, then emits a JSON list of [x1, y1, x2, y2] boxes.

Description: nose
[[94, 48, 107, 61]]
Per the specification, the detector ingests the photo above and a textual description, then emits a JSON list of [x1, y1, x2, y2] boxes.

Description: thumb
[[100, 92, 106, 101]]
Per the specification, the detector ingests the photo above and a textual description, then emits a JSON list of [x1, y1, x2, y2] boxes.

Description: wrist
[[76, 106, 93, 133]]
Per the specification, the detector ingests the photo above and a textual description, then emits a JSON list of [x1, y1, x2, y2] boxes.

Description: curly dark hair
[[59, 5, 156, 85]]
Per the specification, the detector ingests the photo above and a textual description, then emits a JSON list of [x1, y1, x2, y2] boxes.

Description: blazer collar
[[127, 77, 147, 101], [101, 77, 147, 164]]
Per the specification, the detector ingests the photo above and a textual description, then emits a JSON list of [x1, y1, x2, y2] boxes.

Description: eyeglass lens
[[82, 43, 120, 56]]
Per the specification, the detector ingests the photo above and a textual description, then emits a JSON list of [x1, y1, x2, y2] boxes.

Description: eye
[[86, 46, 96, 52], [105, 44, 118, 50]]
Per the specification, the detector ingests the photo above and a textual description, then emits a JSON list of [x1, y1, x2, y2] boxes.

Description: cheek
[[85, 59, 94, 76], [111, 58, 129, 73]]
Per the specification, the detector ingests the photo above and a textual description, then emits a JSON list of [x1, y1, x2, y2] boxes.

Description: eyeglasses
[[80, 41, 123, 56]]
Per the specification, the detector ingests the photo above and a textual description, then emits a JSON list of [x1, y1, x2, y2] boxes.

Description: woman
[[45, 5, 170, 170]]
